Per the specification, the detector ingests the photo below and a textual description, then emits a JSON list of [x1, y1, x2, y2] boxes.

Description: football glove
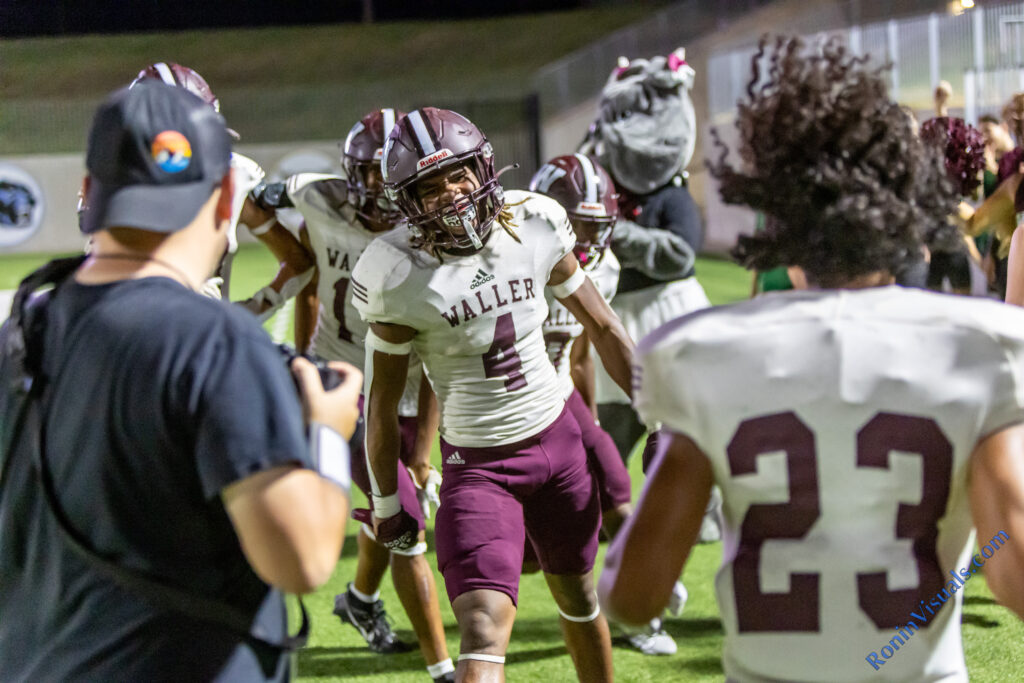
[[352, 507, 419, 552], [409, 465, 442, 519]]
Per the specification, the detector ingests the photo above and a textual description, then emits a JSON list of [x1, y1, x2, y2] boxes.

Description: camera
[[276, 344, 344, 392]]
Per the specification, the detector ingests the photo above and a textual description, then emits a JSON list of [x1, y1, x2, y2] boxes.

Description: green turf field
[[2, 246, 1022, 681]]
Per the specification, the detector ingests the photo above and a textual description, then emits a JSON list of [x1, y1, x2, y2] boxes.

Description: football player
[[353, 108, 636, 683], [528, 153, 680, 655], [247, 109, 454, 682], [128, 63, 314, 308], [600, 35, 1024, 682]]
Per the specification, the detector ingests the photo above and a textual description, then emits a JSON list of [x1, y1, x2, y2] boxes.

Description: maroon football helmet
[[529, 153, 618, 269], [382, 108, 504, 252], [342, 108, 405, 229], [131, 62, 239, 139]]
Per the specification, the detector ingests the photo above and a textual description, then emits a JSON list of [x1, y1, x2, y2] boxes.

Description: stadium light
[[960, 0, 975, 8]]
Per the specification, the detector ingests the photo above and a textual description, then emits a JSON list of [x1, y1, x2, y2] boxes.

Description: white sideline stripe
[[0, 290, 14, 325]]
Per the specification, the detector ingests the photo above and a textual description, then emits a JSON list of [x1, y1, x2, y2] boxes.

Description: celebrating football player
[[528, 153, 682, 655], [600, 35, 1024, 682], [354, 108, 635, 682], [247, 109, 454, 682]]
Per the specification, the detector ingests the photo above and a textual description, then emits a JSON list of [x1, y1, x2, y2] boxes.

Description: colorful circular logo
[[0, 163, 45, 248], [151, 130, 192, 173]]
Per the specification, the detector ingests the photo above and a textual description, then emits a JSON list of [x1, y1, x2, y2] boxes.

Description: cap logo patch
[[417, 148, 453, 170], [151, 130, 192, 173], [576, 201, 606, 216]]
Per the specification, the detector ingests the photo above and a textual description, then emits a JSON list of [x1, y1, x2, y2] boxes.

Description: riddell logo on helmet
[[576, 202, 605, 215], [417, 148, 453, 169]]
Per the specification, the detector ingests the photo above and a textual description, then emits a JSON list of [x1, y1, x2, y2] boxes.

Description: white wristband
[[550, 266, 587, 299], [372, 493, 401, 518], [309, 422, 351, 496], [248, 217, 277, 236]]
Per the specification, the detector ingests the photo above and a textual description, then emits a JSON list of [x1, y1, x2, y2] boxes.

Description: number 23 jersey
[[635, 287, 1024, 683], [352, 190, 576, 447]]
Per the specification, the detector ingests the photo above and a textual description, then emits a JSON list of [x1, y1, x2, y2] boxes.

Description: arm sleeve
[[632, 320, 696, 435], [192, 323, 310, 499], [350, 241, 410, 326], [981, 334, 1024, 437]]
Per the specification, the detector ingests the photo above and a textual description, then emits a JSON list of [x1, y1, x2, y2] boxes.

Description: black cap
[[80, 80, 233, 235]]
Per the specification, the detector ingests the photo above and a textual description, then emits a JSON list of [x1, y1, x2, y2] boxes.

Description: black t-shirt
[[616, 182, 703, 294], [0, 276, 310, 682]]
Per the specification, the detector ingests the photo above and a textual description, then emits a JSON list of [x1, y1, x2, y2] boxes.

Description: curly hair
[[707, 35, 959, 287]]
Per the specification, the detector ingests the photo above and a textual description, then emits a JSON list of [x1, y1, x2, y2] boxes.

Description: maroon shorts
[[435, 405, 601, 605], [350, 396, 426, 531], [566, 388, 632, 510]]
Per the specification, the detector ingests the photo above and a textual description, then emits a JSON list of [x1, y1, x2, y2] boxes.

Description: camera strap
[[1, 258, 309, 653]]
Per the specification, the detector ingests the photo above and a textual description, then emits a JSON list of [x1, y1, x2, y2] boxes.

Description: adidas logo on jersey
[[470, 269, 495, 289], [446, 451, 465, 465]]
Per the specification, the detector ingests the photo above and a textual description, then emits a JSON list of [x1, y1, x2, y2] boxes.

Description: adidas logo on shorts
[[470, 269, 495, 289], [446, 451, 465, 465]]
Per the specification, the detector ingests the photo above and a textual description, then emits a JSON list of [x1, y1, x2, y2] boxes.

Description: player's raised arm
[[239, 182, 315, 320], [969, 423, 1024, 619], [599, 432, 712, 625], [549, 252, 634, 398], [362, 320, 420, 549]]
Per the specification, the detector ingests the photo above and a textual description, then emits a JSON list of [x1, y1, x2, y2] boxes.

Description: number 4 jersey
[[635, 286, 1024, 683], [352, 190, 576, 447]]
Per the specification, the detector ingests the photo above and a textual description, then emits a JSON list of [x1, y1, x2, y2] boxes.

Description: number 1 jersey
[[287, 173, 421, 417], [635, 286, 1024, 683], [352, 190, 576, 447]]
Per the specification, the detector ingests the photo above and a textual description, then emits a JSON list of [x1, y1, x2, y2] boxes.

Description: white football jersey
[[542, 252, 620, 398], [352, 190, 576, 447], [287, 173, 421, 417], [229, 153, 265, 253], [635, 287, 1024, 683]]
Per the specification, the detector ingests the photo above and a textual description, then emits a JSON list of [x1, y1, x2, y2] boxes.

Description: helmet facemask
[[569, 215, 615, 270], [344, 156, 403, 231], [396, 152, 505, 254]]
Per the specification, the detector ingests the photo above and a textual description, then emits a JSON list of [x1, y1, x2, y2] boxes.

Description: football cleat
[[698, 486, 724, 543], [622, 618, 677, 656], [667, 581, 688, 618], [333, 585, 414, 655]]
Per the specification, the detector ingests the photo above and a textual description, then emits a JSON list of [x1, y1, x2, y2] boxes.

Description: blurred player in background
[[600, 35, 1024, 682], [355, 107, 636, 682], [528, 153, 681, 656], [247, 108, 454, 682], [128, 62, 315, 309]]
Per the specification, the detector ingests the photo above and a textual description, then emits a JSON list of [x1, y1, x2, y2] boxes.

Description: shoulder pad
[[351, 236, 414, 325]]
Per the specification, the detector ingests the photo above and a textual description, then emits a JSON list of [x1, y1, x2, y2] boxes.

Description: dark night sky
[[0, 0, 600, 37]]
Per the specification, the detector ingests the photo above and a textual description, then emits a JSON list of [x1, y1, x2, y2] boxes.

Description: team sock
[[427, 659, 455, 677], [349, 583, 380, 604]]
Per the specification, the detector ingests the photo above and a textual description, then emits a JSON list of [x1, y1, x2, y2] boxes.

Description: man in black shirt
[[0, 82, 360, 682]]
